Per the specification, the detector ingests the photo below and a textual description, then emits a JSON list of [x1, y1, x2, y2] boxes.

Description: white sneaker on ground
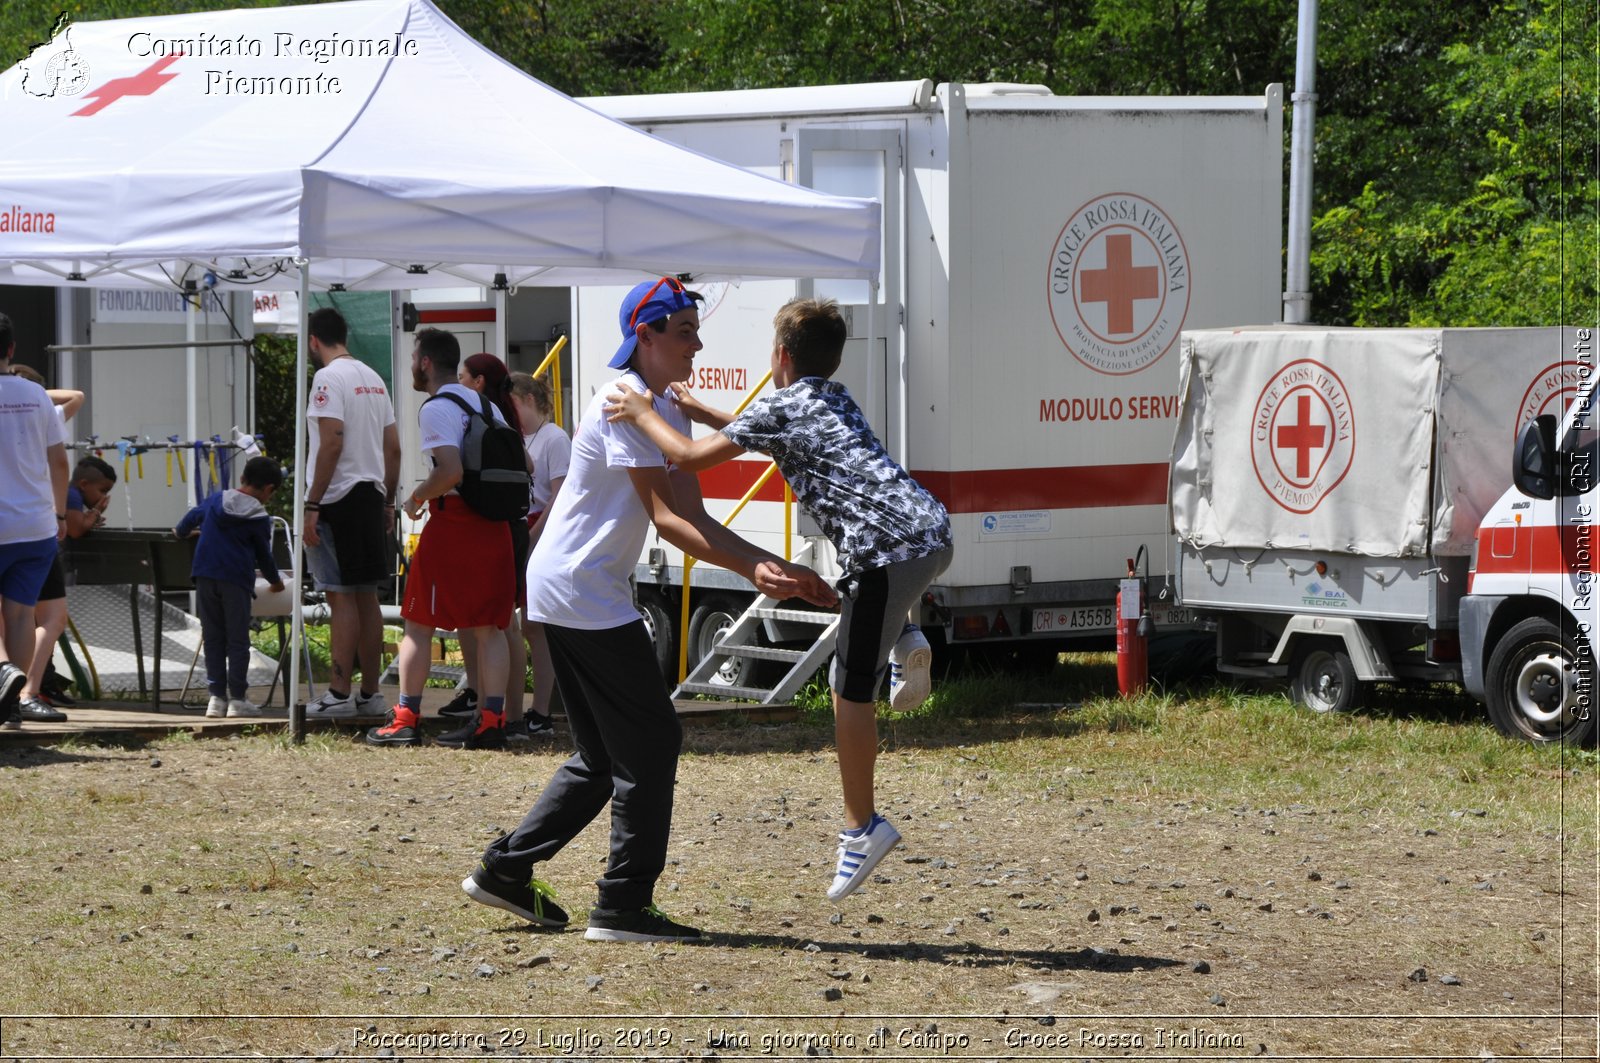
[[205, 695, 228, 718], [227, 698, 262, 718], [305, 689, 356, 718], [887, 624, 933, 713], [354, 689, 386, 715], [827, 813, 902, 902]]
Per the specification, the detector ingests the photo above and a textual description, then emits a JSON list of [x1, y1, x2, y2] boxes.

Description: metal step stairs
[[673, 600, 839, 705]]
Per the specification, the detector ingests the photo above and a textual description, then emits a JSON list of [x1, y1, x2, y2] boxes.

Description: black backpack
[[424, 391, 530, 521]]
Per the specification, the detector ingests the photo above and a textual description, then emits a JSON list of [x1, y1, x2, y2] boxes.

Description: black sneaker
[[438, 687, 478, 718], [435, 710, 506, 750], [0, 662, 25, 724], [460, 864, 569, 928], [41, 664, 75, 705], [17, 697, 67, 723], [585, 905, 705, 943], [524, 713, 555, 738]]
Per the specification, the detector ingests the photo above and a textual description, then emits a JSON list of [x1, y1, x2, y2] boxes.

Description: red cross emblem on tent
[[1047, 192, 1190, 376], [1250, 359, 1357, 514], [1275, 394, 1328, 481], [73, 54, 181, 117]]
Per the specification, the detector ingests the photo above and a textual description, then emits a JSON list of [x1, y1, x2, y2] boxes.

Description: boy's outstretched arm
[[604, 381, 744, 473], [629, 467, 837, 609]]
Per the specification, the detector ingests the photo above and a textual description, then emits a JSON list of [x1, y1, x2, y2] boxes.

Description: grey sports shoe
[[584, 905, 704, 943]]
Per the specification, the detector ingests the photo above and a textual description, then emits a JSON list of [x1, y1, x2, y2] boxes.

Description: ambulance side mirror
[[1513, 414, 1557, 500]]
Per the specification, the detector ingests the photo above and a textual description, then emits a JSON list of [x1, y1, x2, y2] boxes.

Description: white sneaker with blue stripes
[[827, 813, 902, 901], [887, 624, 933, 713]]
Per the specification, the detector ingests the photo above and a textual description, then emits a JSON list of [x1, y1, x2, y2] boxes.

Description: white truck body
[[563, 79, 1284, 662], [1171, 325, 1597, 743]]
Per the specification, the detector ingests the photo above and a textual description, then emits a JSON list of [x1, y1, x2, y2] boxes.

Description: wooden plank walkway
[[0, 688, 796, 746]]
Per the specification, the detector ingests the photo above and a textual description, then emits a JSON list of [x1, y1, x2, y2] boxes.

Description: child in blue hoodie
[[175, 457, 285, 718]]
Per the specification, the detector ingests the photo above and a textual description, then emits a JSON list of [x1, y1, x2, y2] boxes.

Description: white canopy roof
[[0, 0, 880, 291]]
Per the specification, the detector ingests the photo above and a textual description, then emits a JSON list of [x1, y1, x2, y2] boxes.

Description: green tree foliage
[[1309, 0, 1596, 325], [2, 0, 1591, 327]]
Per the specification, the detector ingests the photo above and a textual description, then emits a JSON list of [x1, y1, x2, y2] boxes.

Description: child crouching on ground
[[175, 456, 285, 718], [604, 297, 954, 903]]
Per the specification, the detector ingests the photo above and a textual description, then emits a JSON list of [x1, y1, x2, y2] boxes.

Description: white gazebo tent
[[0, 0, 881, 734]]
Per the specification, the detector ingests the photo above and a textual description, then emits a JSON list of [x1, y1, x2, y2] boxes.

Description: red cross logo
[[72, 54, 181, 117], [1079, 233, 1161, 335], [1275, 394, 1328, 480]]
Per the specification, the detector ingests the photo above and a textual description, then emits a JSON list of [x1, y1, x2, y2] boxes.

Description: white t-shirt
[[525, 371, 690, 629], [524, 419, 571, 512], [306, 355, 396, 504], [419, 383, 509, 497], [0, 374, 67, 545]]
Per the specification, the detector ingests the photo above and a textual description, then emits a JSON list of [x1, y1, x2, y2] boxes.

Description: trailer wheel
[[635, 589, 677, 682], [1289, 639, 1365, 714], [1485, 617, 1597, 746]]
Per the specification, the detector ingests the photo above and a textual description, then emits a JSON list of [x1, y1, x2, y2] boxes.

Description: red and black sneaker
[[436, 708, 506, 750], [365, 706, 422, 747]]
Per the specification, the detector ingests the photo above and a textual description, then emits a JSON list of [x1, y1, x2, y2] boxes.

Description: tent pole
[[186, 293, 198, 446], [493, 280, 508, 363], [289, 261, 311, 743]]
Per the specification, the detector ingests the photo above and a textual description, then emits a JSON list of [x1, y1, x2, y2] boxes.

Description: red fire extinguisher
[[1116, 549, 1150, 697]]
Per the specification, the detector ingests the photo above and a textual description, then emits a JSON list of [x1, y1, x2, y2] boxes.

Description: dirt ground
[[0, 710, 1594, 1061]]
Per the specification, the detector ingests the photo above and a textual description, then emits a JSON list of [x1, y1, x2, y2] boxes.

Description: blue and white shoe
[[887, 624, 933, 713], [827, 813, 902, 902]]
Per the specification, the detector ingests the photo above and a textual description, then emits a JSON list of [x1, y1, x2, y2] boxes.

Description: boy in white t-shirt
[[462, 277, 837, 943], [0, 313, 69, 727]]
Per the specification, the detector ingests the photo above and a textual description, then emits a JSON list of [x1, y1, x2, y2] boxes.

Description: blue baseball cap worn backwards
[[609, 276, 702, 369]]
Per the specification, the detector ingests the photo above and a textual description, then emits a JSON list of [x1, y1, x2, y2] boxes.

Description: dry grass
[[0, 676, 1595, 1060]]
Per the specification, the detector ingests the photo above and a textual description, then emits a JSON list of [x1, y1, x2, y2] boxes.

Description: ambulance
[[1169, 325, 1596, 745]]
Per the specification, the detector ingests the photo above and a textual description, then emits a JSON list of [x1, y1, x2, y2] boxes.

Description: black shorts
[[313, 481, 388, 588], [509, 517, 530, 609], [36, 553, 66, 602]]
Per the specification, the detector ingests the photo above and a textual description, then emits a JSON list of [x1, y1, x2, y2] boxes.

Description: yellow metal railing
[[674, 368, 798, 683], [531, 335, 569, 428]]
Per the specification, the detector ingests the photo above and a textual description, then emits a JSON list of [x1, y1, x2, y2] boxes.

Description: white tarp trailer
[[1169, 326, 1577, 714], [0, 0, 880, 728], [566, 80, 1283, 680]]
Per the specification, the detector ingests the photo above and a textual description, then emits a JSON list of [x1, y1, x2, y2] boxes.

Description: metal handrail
[[677, 463, 782, 680], [531, 335, 569, 428], [674, 368, 795, 683]]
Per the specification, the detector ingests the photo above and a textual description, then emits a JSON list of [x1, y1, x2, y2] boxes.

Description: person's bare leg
[[524, 618, 555, 719], [2, 599, 37, 679], [324, 590, 360, 697], [24, 597, 68, 699], [398, 620, 434, 700], [833, 692, 879, 830], [502, 617, 526, 725], [455, 627, 481, 696], [354, 590, 385, 699]]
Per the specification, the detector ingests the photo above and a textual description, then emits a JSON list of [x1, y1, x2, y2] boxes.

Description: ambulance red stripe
[[1471, 521, 1594, 580], [695, 461, 1170, 512]]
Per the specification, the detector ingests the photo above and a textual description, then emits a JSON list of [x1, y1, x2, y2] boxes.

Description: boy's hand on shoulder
[[603, 380, 655, 424], [668, 382, 716, 425]]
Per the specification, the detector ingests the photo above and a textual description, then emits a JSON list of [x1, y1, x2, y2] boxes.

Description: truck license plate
[[1031, 604, 1192, 633]]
